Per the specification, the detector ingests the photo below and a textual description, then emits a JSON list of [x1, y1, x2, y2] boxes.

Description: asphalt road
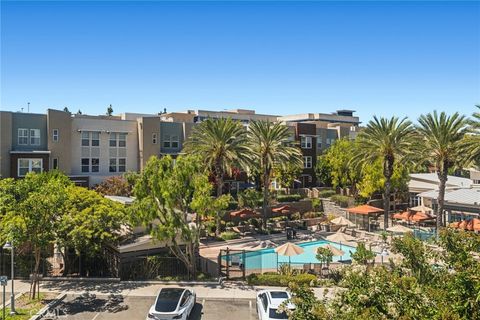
[[49, 294, 257, 320]]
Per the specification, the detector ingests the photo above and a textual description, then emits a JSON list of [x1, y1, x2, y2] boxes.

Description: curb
[[121, 279, 223, 286], [28, 292, 66, 320], [41, 277, 121, 282]]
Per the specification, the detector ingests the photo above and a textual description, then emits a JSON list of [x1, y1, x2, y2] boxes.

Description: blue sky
[[1, 1, 479, 123]]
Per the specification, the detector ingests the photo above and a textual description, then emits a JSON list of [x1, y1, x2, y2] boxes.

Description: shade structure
[[314, 243, 345, 257], [387, 225, 414, 234], [410, 205, 433, 213], [393, 211, 412, 221], [326, 232, 356, 243], [330, 216, 356, 227], [410, 212, 434, 223], [347, 204, 384, 215], [230, 208, 257, 218], [275, 242, 304, 265]]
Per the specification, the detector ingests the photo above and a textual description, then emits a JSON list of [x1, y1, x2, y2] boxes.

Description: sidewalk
[[10, 279, 335, 301]]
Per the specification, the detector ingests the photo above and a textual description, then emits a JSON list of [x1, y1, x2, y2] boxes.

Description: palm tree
[[246, 120, 302, 229], [183, 118, 248, 236], [353, 116, 416, 229], [417, 111, 468, 233], [464, 105, 480, 165]]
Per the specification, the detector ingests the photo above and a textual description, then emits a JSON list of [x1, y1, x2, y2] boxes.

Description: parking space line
[[91, 312, 100, 320]]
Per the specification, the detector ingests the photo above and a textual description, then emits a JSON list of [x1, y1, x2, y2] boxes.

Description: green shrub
[[303, 212, 323, 219], [291, 212, 302, 220], [227, 200, 239, 210], [220, 231, 240, 241], [277, 194, 303, 203], [246, 272, 317, 287], [330, 195, 352, 208], [226, 222, 235, 228], [318, 190, 336, 198]]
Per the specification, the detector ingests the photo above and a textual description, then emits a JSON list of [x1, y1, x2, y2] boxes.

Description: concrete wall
[[11, 113, 48, 151], [47, 109, 72, 173], [70, 116, 139, 186], [0, 111, 12, 178]]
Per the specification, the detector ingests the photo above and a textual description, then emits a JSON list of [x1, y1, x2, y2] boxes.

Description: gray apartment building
[[0, 108, 359, 188]]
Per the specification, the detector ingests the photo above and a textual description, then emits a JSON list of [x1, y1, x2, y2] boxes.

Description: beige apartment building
[[1, 107, 360, 187]]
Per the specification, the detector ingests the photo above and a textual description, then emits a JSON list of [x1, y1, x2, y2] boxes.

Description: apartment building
[[0, 108, 360, 188], [281, 110, 360, 187]]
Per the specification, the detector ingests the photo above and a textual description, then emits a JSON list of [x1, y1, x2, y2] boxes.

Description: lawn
[[2, 293, 57, 320]]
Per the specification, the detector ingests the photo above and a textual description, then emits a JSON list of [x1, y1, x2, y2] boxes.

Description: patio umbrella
[[410, 205, 433, 213], [387, 225, 414, 234], [330, 216, 356, 227], [326, 232, 355, 243], [449, 221, 461, 229], [275, 242, 304, 265], [314, 243, 345, 257]]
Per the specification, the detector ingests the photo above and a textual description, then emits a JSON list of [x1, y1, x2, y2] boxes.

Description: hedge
[[277, 194, 303, 203], [318, 190, 336, 198], [246, 272, 317, 287], [330, 195, 352, 208], [220, 231, 240, 241]]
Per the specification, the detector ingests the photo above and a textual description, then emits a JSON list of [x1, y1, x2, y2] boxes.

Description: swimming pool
[[223, 240, 357, 270]]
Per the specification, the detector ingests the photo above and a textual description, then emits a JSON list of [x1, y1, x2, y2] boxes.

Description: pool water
[[225, 240, 357, 270]]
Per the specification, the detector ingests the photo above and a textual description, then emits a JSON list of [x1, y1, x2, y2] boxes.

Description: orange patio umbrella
[[272, 205, 292, 215], [230, 208, 256, 218], [449, 221, 461, 229], [410, 212, 434, 223], [393, 211, 412, 221], [458, 220, 470, 230]]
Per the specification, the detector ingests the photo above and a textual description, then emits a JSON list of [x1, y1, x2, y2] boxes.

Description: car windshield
[[268, 308, 288, 319], [270, 292, 289, 299], [155, 288, 184, 312]]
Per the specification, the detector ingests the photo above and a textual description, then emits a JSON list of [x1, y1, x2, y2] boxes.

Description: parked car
[[147, 288, 196, 320], [256, 289, 295, 320]]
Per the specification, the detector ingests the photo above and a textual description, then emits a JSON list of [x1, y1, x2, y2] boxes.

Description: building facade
[[0, 108, 360, 187]]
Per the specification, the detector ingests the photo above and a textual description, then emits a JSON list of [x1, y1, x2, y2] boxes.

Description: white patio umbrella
[[326, 232, 356, 243], [410, 205, 432, 213], [387, 224, 414, 234], [330, 216, 356, 227], [275, 242, 304, 265]]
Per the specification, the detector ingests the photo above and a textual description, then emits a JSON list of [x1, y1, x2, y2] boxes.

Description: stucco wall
[[47, 109, 72, 173], [11, 113, 48, 151]]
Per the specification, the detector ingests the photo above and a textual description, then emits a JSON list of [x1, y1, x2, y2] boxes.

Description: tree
[[77, 109, 82, 115], [131, 155, 223, 279], [353, 117, 416, 229], [464, 105, 480, 165], [63, 107, 70, 113], [322, 138, 359, 193], [316, 247, 333, 271], [106, 104, 113, 116], [315, 154, 332, 187], [183, 118, 248, 236], [0, 172, 72, 299], [351, 242, 375, 266], [417, 111, 468, 233], [273, 162, 303, 191], [237, 188, 262, 209], [246, 120, 303, 229], [57, 186, 128, 276], [95, 175, 132, 196]]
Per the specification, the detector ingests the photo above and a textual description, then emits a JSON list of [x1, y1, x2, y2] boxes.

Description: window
[[81, 158, 90, 172], [29, 129, 40, 145], [18, 128, 29, 145], [53, 129, 59, 142], [109, 158, 117, 172], [118, 133, 126, 147], [18, 158, 43, 176], [91, 132, 100, 146], [300, 136, 312, 149], [118, 158, 126, 172], [317, 135, 322, 148], [81, 132, 90, 146], [109, 133, 117, 147], [152, 133, 157, 144], [91, 158, 99, 172], [171, 135, 179, 148], [303, 156, 312, 169], [52, 158, 59, 169], [163, 135, 171, 148]]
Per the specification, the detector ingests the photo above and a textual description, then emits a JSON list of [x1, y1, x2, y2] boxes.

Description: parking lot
[[49, 294, 257, 320]]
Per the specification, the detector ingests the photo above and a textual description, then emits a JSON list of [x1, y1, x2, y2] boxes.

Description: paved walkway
[[6, 279, 335, 301]]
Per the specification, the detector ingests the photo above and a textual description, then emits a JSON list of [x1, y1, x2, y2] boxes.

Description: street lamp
[[2, 242, 16, 315]]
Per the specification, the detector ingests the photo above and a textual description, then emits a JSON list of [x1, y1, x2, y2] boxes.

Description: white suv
[[256, 290, 295, 320]]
